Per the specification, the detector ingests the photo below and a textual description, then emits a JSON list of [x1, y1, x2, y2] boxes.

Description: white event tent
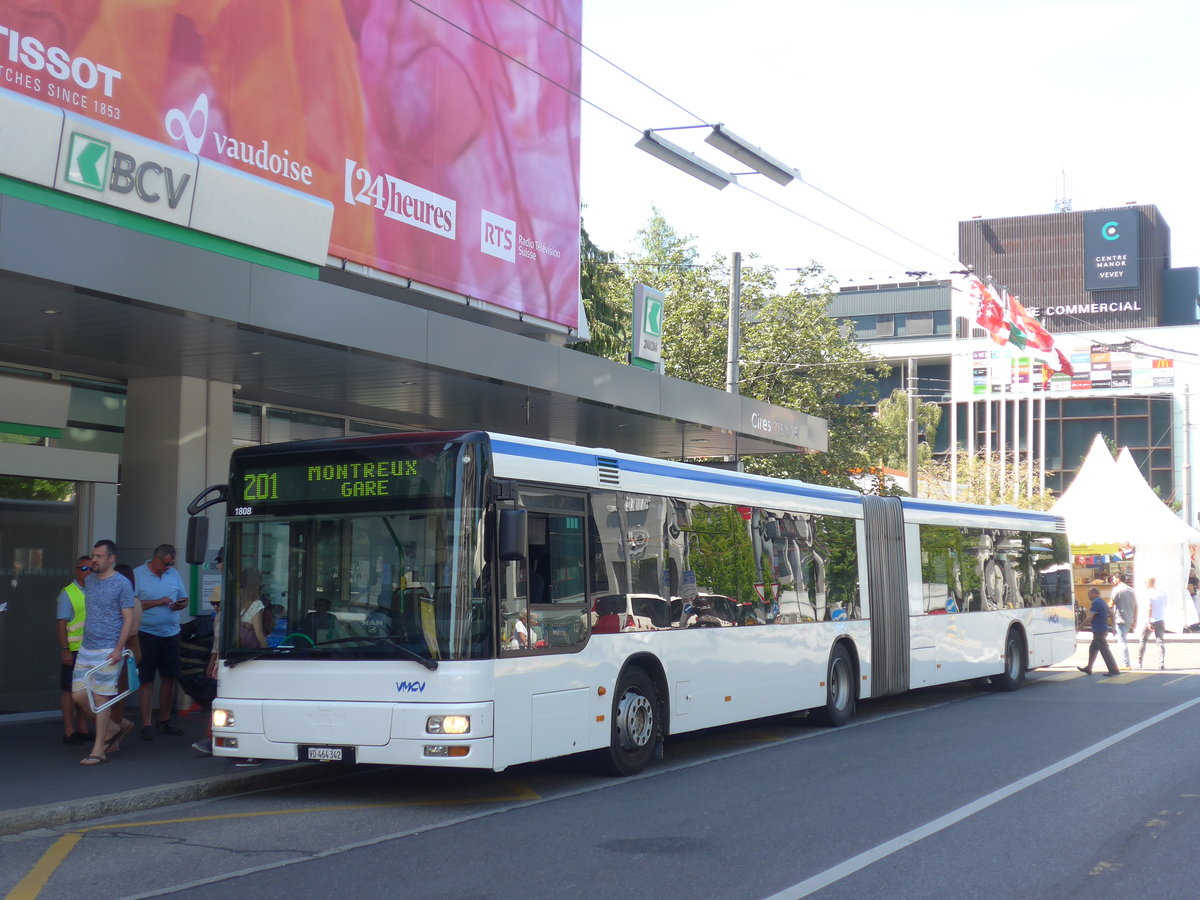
[[1051, 434, 1200, 632]]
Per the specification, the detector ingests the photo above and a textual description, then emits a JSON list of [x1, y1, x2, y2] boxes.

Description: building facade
[[829, 204, 1199, 512], [0, 4, 824, 713]]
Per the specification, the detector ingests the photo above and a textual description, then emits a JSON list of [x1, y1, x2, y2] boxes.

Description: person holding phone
[[133, 543, 189, 740]]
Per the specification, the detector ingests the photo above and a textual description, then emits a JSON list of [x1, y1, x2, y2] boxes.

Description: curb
[[0, 762, 329, 837]]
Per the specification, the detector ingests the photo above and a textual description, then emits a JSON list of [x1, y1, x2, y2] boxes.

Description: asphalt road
[[5, 655, 1200, 900]]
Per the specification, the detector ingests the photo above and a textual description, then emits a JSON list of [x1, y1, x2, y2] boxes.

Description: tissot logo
[[65, 133, 109, 190]]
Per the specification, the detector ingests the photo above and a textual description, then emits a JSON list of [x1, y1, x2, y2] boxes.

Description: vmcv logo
[[65, 132, 192, 209]]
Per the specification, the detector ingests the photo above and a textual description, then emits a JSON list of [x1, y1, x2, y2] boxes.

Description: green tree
[[572, 218, 630, 361], [920, 451, 1056, 510], [619, 208, 888, 488], [875, 388, 942, 471]]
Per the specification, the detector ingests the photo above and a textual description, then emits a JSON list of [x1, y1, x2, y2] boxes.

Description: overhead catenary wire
[[479, 0, 947, 274]]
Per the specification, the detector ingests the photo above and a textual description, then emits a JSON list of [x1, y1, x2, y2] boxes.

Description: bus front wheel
[[603, 667, 660, 776], [990, 630, 1026, 692], [812, 644, 855, 726]]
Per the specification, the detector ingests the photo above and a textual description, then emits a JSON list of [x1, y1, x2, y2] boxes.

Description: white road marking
[[762, 695, 1200, 900]]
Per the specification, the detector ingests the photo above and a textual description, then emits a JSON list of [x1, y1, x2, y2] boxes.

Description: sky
[[577, 0, 1200, 287]]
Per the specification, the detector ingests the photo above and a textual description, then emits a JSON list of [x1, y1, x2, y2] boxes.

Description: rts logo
[[480, 209, 516, 263], [65, 132, 192, 209]]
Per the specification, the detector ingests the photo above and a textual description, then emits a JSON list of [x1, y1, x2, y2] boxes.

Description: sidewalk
[[0, 708, 323, 836]]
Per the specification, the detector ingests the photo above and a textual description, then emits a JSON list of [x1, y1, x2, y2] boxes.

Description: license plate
[[301, 745, 354, 763]]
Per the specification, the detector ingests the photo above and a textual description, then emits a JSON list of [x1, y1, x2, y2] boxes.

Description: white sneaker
[[234, 758, 263, 767], [191, 739, 212, 755]]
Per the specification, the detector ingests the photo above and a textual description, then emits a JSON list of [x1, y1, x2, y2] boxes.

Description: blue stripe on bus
[[491, 438, 1064, 527], [490, 438, 859, 505], [901, 498, 1060, 524]]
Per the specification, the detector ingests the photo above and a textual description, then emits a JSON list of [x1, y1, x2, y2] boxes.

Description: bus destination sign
[[233, 454, 435, 514]]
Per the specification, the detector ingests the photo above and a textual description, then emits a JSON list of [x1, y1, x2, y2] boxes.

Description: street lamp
[[704, 124, 799, 186], [635, 130, 737, 190]]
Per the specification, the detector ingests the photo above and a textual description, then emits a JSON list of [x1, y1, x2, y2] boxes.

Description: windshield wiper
[[225, 645, 293, 668], [225, 636, 439, 670], [307, 635, 439, 670]]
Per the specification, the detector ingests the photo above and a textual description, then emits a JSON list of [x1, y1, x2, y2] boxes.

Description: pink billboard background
[[0, 0, 582, 328]]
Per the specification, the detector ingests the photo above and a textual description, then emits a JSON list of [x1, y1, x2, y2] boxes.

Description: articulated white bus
[[186, 430, 1073, 775]]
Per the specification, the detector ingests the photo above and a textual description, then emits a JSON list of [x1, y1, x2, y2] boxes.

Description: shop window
[[265, 409, 342, 444], [233, 402, 262, 447], [1150, 399, 1172, 444], [1150, 470, 1173, 499], [1117, 416, 1148, 449], [1116, 398, 1147, 416], [1061, 398, 1114, 418], [0, 476, 79, 712], [904, 311, 934, 336], [1063, 419, 1111, 466]]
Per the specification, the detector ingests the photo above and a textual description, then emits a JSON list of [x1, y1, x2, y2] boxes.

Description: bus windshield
[[222, 436, 489, 662]]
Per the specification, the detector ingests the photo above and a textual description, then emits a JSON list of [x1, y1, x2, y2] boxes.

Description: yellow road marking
[[5, 779, 540, 900], [5, 833, 80, 900]]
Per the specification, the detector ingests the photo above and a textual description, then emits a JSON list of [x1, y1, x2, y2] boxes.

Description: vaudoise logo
[[163, 92, 315, 186]]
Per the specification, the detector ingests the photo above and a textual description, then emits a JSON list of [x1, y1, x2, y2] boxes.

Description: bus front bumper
[[210, 699, 494, 768]]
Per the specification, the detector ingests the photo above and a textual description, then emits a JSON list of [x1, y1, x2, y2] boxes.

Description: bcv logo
[[480, 209, 515, 263], [65, 132, 192, 209], [396, 680, 426, 694]]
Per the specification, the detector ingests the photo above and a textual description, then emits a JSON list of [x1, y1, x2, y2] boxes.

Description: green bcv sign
[[631, 283, 665, 372]]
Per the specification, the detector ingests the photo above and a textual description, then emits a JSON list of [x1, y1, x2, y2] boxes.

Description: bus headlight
[[212, 708, 235, 728], [426, 715, 470, 735]]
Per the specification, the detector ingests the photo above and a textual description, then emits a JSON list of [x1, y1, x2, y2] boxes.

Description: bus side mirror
[[186, 517, 209, 566], [499, 509, 527, 562]]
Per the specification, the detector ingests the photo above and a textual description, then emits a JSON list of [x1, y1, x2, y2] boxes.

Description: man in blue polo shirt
[[134, 543, 189, 740]]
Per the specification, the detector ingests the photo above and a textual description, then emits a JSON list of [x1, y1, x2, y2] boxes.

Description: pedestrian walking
[[1137, 576, 1168, 670], [1110, 572, 1137, 670], [70, 540, 136, 765], [1078, 586, 1119, 677]]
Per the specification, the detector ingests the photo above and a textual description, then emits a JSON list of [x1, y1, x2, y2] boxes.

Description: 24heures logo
[[65, 132, 192, 209], [344, 159, 457, 240]]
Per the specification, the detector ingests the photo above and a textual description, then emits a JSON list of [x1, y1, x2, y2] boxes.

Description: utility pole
[[907, 358, 918, 498], [725, 251, 741, 395]]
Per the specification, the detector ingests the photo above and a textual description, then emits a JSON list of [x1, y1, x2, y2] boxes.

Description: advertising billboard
[[0, 0, 582, 329], [1083, 209, 1141, 292], [960, 342, 1173, 397]]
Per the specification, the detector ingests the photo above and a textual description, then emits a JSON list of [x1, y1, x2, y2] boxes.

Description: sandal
[[80, 754, 106, 766], [156, 719, 185, 736], [105, 719, 134, 753]]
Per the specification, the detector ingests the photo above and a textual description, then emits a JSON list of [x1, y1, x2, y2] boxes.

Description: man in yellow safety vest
[[57, 556, 92, 744]]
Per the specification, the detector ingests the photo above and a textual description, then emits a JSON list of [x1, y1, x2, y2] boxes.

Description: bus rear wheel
[[812, 644, 855, 726], [990, 630, 1026, 692], [603, 667, 659, 776]]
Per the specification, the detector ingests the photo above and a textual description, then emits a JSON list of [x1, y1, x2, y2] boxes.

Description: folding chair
[[85, 649, 140, 713]]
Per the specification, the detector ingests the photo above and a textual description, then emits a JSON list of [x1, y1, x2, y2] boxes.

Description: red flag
[[962, 275, 1009, 345], [1007, 294, 1054, 352]]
